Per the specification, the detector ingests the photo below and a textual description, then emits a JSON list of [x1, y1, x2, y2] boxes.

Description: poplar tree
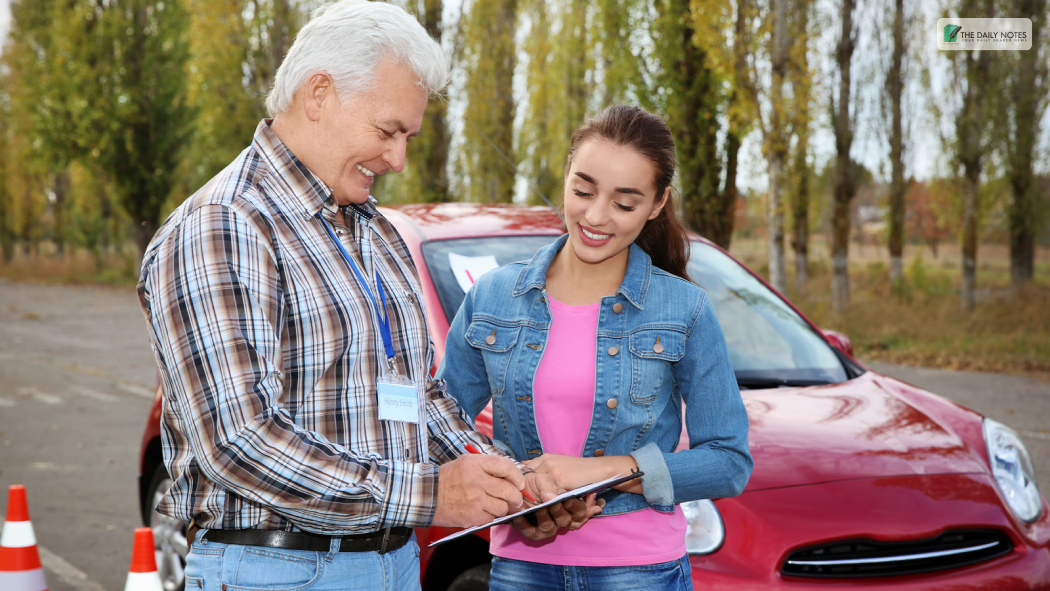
[[1003, 0, 1047, 288], [88, 0, 194, 262], [830, 0, 857, 313], [788, 0, 814, 291], [458, 0, 518, 203], [886, 0, 907, 286]]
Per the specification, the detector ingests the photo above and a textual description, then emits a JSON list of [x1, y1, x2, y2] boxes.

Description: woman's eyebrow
[[574, 171, 645, 196]]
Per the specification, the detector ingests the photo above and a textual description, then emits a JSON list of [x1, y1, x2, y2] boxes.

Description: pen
[[463, 443, 539, 503]]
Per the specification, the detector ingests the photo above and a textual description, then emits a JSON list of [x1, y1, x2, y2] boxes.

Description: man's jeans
[[489, 555, 693, 591], [183, 529, 420, 591]]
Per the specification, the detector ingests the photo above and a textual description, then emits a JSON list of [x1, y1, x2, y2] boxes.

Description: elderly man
[[137, 2, 581, 590]]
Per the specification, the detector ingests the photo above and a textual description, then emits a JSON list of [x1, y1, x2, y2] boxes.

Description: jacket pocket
[[628, 328, 687, 403], [465, 319, 522, 396]]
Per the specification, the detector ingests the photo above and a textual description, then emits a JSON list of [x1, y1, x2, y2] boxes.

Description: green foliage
[[457, 0, 518, 203]]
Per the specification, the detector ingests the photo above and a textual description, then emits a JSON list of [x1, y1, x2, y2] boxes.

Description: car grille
[[782, 529, 1013, 578]]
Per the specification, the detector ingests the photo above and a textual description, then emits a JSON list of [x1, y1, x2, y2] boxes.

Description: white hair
[[265, 0, 449, 116]]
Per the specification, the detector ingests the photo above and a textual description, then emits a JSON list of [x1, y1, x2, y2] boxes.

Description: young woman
[[437, 105, 752, 591]]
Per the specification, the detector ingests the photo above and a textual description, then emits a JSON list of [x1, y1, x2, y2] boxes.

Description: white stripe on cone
[[124, 570, 163, 591], [0, 568, 48, 591], [0, 520, 37, 548]]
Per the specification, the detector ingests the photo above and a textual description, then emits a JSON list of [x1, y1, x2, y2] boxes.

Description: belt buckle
[[377, 527, 392, 555]]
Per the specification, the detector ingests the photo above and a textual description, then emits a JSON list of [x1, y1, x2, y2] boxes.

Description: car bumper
[[690, 474, 1050, 589]]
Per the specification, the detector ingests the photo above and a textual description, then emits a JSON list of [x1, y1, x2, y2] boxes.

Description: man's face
[[317, 59, 429, 205]]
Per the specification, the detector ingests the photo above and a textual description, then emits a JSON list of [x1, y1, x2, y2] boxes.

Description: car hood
[[741, 371, 990, 492]]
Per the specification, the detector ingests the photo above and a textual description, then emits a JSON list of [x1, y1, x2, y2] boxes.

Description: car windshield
[[421, 236, 848, 387]]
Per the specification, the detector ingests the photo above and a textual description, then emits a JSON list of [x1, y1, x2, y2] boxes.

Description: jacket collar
[[512, 234, 651, 310]]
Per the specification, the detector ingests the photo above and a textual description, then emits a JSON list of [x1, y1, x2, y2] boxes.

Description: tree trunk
[[957, 14, 990, 311], [717, 130, 741, 250], [887, 0, 906, 285], [133, 218, 158, 274], [831, 0, 856, 314], [791, 141, 809, 292], [766, 0, 788, 294], [51, 170, 70, 257]]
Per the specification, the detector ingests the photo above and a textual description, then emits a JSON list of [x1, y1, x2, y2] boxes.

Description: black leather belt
[[195, 525, 412, 555]]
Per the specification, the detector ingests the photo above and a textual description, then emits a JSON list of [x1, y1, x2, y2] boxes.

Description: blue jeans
[[489, 555, 693, 591], [182, 529, 420, 591]]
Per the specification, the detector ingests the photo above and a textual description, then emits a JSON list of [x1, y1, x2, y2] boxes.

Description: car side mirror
[[821, 329, 854, 359]]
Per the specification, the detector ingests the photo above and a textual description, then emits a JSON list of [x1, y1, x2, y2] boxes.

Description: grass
[[0, 246, 140, 287], [729, 237, 1050, 375]]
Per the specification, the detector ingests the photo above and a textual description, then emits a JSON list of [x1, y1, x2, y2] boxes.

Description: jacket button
[[606, 398, 618, 409], [653, 336, 664, 354], [612, 303, 623, 313], [485, 330, 497, 345], [607, 346, 619, 356], [594, 449, 605, 457]]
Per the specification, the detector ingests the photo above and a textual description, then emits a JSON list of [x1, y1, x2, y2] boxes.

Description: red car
[[139, 203, 1050, 591]]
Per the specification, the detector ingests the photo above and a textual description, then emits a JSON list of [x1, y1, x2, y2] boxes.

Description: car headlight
[[682, 499, 725, 554], [984, 418, 1043, 522]]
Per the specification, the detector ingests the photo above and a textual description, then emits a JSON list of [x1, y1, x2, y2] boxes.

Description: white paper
[[449, 253, 500, 294], [427, 471, 642, 547]]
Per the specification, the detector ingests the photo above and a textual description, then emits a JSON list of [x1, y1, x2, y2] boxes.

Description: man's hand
[[511, 493, 604, 540], [432, 454, 525, 528]]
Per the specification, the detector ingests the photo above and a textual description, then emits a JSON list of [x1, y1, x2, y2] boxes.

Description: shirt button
[[594, 449, 605, 457], [607, 346, 619, 356], [612, 303, 623, 313], [606, 398, 618, 409]]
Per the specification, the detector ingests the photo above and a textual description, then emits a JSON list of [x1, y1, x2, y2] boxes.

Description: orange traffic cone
[[0, 485, 48, 591], [124, 527, 162, 591]]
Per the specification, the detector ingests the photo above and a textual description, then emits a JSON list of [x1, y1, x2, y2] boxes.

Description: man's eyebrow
[[381, 119, 419, 138], [573, 171, 644, 196]]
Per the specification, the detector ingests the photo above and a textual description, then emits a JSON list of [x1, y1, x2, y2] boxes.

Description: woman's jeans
[[489, 555, 693, 591], [182, 529, 421, 591]]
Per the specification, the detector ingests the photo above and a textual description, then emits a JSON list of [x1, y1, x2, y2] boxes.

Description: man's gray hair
[[265, 0, 449, 116]]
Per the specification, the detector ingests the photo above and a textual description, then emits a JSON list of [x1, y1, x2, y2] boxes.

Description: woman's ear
[[648, 186, 671, 221]]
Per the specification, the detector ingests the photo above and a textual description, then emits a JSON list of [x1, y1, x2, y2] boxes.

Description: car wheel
[[447, 563, 491, 591], [146, 465, 188, 591]]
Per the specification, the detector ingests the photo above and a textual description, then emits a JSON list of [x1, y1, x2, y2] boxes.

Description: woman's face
[[562, 139, 668, 266]]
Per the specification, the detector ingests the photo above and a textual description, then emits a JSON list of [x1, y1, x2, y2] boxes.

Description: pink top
[[489, 295, 687, 566]]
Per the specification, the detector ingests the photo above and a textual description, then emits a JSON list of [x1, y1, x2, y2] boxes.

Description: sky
[[0, 0, 10, 55]]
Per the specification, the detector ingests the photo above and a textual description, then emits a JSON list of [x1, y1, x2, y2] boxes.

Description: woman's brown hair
[[565, 105, 691, 281]]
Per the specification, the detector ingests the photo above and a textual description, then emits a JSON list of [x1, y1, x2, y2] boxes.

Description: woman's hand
[[525, 453, 641, 493], [510, 494, 604, 540]]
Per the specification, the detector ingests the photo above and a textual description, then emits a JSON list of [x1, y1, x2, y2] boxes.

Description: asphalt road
[[0, 279, 1047, 591]]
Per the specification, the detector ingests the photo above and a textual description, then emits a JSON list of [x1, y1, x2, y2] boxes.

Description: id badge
[[377, 376, 421, 424]]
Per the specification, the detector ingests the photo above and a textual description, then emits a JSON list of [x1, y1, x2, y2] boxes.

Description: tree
[[886, 0, 907, 285], [830, 0, 857, 313], [1003, 0, 1047, 288], [788, 0, 814, 291], [89, 0, 194, 263], [950, 0, 994, 311], [457, 0, 518, 203], [658, 0, 735, 249]]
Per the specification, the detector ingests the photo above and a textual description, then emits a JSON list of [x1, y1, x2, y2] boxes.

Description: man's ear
[[648, 187, 670, 221], [302, 72, 334, 123]]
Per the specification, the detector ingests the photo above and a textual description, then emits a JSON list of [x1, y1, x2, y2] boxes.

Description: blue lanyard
[[317, 214, 398, 372]]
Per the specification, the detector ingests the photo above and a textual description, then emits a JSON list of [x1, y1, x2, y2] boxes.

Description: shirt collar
[[252, 119, 379, 223], [512, 234, 651, 310]]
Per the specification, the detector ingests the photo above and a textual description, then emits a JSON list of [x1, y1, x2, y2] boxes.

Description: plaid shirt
[[138, 120, 496, 534]]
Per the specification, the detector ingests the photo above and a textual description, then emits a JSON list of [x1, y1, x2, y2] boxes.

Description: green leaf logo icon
[[944, 25, 962, 43]]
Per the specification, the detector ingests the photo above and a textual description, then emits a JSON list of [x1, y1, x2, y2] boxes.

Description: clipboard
[[427, 470, 644, 547]]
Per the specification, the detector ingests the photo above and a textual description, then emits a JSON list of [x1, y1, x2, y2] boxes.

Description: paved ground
[[0, 279, 1047, 591]]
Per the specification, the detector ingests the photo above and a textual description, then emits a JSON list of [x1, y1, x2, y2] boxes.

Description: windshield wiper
[[736, 377, 833, 390]]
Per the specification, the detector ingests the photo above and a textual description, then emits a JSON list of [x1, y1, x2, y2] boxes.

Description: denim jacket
[[437, 235, 752, 516]]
